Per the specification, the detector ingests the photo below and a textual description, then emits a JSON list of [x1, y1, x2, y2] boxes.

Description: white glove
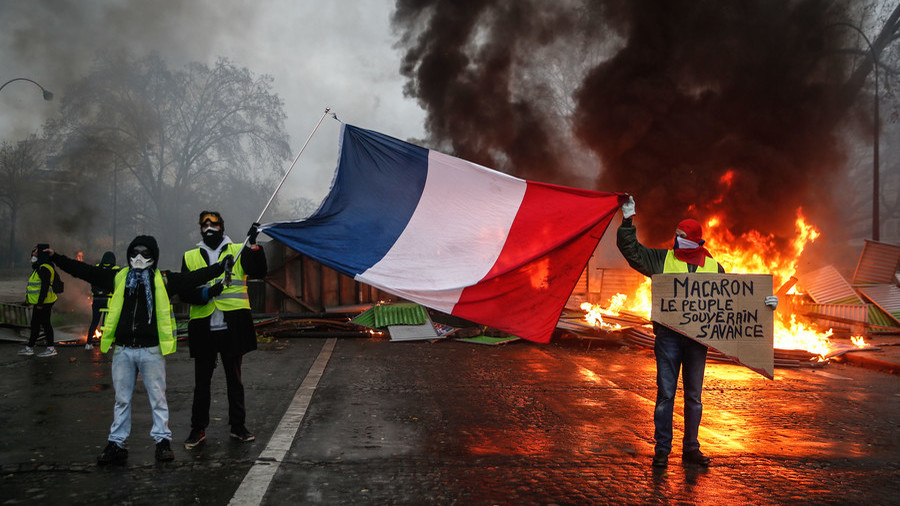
[[622, 196, 636, 219], [765, 295, 778, 310]]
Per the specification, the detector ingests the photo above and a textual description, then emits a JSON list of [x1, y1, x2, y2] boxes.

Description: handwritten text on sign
[[651, 273, 774, 379]]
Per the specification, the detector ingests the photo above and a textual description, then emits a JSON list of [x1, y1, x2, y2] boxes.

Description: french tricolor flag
[[261, 124, 625, 342]]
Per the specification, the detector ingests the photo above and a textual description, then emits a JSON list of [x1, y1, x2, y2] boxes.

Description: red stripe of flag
[[452, 183, 626, 342]]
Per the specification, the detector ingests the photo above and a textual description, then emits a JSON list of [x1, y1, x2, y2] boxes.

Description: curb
[[833, 353, 899, 375]]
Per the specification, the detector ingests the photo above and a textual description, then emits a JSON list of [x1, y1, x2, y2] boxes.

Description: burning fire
[[582, 209, 870, 359]]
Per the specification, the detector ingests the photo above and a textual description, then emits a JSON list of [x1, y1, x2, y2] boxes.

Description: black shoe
[[98, 441, 128, 466], [184, 428, 206, 450], [683, 449, 711, 466], [230, 425, 256, 442], [155, 439, 174, 462], [652, 451, 669, 467]]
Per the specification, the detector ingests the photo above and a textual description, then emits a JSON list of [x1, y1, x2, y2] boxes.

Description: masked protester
[[49, 236, 229, 465], [180, 211, 267, 449], [616, 196, 778, 468], [19, 244, 61, 358], [85, 251, 120, 350]]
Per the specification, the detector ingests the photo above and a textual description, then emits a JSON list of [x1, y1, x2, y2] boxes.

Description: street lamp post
[[1, 77, 53, 268], [0, 77, 53, 101], [827, 23, 880, 241]]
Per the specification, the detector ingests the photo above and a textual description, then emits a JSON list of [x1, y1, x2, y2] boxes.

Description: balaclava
[[199, 210, 225, 249], [673, 219, 713, 266], [100, 251, 116, 267]]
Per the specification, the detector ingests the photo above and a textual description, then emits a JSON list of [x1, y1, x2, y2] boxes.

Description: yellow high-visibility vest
[[100, 268, 177, 355], [183, 243, 250, 319], [26, 264, 58, 304], [663, 250, 719, 273]]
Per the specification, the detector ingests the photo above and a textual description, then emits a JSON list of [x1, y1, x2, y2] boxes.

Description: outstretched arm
[[50, 250, 116, 291]]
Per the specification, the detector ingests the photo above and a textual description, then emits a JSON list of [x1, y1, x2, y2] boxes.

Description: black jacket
[[53, 236, 224, 348]]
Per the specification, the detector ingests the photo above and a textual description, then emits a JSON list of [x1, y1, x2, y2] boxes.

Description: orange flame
[[582, 208, 855, 358]]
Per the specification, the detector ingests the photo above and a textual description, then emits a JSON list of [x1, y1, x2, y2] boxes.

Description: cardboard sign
[[651, 273, 774, 379]]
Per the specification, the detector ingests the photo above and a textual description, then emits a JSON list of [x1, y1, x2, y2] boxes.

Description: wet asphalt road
[[1, 334, 898, 505]]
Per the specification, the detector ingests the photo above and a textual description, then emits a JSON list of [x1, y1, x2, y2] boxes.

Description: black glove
[[219, 254, 235, 272], [207, 281, 224, 299], [247, 222, 261, 245]]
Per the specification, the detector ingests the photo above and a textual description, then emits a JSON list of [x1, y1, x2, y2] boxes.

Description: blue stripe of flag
[[263, 124, 429, 277]]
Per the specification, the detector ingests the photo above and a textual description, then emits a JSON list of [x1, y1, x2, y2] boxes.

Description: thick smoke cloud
[[393, 0, 857, 249]]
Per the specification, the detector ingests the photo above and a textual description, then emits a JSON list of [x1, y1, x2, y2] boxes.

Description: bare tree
[[47, 51, 292, 263], [0, 135, 45, 267]]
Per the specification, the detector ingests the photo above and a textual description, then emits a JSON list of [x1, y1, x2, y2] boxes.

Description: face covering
[[31, 256, 38, 264], [129, 254, 154, 270], [202, 226, 224, 248], [674, 236, 702, 250]]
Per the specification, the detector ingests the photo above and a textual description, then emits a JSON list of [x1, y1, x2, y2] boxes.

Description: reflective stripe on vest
[[184, 243, 250, 319], [100, 269, 177, 355], [663, 250, 719, 273], [26, 265, 58, 304]]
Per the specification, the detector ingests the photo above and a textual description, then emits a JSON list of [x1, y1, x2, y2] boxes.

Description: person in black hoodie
[[85, 251, 120, 350], [20, 244, 61, 358], [48, 236, 231, 465]]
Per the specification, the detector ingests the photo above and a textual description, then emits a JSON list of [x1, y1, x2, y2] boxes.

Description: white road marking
[[229, 338, 337, 506]]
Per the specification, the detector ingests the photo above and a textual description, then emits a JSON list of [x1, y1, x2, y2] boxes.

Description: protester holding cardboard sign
[[616, 196, 777, 469]]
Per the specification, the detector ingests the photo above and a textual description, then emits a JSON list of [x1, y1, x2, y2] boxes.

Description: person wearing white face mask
[[48, 235, 230, 465]]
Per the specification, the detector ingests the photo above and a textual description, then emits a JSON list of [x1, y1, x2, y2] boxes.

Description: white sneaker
[[37, 347, 57, 358], [18, 346, 34, 356], [85, 343, 93, 350]]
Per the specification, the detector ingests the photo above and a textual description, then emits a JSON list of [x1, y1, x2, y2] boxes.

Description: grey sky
[[0, 0, 426, 215]]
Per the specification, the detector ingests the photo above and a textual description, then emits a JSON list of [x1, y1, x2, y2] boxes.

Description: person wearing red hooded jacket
[[616, 196, 777, 469]]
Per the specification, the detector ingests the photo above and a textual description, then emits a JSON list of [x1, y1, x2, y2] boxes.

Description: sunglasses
[[131, 245, 151, 257]]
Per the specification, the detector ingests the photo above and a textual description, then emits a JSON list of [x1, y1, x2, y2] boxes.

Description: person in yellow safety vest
[[19, 244, 61, 358], [180, 211, 267, 450], [616, 196, 778, 469], [47, 236, 229, 466], [85, 251, 120, 350]]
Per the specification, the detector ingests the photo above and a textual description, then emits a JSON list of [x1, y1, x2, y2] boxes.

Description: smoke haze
[[392, 0, 874, 254]]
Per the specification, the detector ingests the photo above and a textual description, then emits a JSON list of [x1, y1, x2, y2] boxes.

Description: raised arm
[[50, 251, 117, 291]]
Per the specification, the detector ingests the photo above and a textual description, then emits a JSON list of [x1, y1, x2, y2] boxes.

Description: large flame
[[582, 209, 868, 358]]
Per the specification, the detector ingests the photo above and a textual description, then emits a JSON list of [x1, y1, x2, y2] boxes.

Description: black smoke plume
[[393, 0, 858, 250]]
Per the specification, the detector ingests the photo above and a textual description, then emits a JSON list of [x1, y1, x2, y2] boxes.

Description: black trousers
[[190, 347, 246, 430], [28, 304, 54, 347]]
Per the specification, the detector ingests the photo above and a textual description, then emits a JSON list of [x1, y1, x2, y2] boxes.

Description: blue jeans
[[109, 345, 172, 445], [653, 325, 708, 455]]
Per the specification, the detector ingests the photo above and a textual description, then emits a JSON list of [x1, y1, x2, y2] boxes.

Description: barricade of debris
[[793, 240, 900, 337], [556, 240, 900, 369]]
